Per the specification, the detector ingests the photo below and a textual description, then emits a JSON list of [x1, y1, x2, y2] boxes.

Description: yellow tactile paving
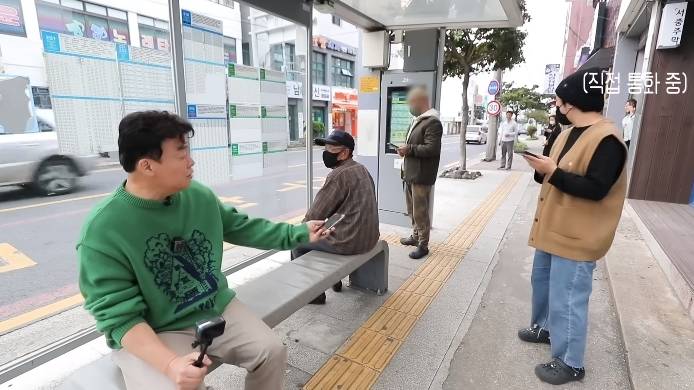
[[400, 275, 444, 297], [306, 173, 522, 389], [304, 356, 379, 390], [429, 243, 468, 257], [383, 290, 433, 317], [415, 261, 457, 282], [363, 307, 418, 340], [337, 327, 401, 371]]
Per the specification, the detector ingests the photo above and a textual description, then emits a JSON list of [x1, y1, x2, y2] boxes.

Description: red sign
[[332, 87, 358, 106], [0, 1, 26, 37], [487, 100, 501, 116]]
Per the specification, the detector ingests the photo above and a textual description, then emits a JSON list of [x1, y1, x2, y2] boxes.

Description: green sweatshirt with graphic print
[[77, 180, 309, 349]]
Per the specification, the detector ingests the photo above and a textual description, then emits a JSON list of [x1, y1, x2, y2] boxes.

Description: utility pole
[[484, 69, 503, 161]]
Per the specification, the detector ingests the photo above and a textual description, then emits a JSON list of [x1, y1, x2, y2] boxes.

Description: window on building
[[312, 51, 326, 84], [208, 0, 234, 8], [242, 42, 251, 66], [31, 87, 52, 109], [312, 107, 326, 124], [138, 15, 170, 51], [284, 43, 297, 81], [36, 0, 131, 44], [270, 43, 284, 72], [269, 43, 299, 80], [223, 36, 237, 64], [332, 15, 341, 26], [332, 57, 354, 88]]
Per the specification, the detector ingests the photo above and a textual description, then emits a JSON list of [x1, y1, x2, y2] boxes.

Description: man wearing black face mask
[[291, 131, 380, 304]]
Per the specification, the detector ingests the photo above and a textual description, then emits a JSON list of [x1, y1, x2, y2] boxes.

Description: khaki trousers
[[113, 299, 287, 390], [404, 182, 432, 247]]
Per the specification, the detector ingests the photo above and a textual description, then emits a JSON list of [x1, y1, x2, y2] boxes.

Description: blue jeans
[[530, 249, 596, 368]]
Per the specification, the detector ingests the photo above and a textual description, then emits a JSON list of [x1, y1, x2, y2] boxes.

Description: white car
[[465, 125, 488, 144], [0, 113, 98, 195]]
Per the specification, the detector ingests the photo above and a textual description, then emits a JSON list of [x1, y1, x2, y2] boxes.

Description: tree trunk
[[459, 72, 470, 171]]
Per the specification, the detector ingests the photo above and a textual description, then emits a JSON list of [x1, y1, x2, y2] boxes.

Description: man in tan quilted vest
[[520, 67, 627, 386]]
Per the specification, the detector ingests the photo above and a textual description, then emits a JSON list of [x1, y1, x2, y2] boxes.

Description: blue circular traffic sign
[[488, 80, 500, 96]]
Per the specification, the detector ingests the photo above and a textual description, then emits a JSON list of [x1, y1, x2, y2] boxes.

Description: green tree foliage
[[499, 83, 546, 119], [443, 1, 530, 170], [526, 109, 549, 125]]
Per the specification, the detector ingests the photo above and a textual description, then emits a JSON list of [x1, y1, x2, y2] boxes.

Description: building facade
[[561, 0, 597, 79], [0, 0, 243, 110], [0, 1, 361, 143], [246, 8, 359, 142], [608, 0, 694, 205]]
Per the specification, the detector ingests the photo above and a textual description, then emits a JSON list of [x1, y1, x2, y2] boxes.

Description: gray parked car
[[0, 114, 97, 195]]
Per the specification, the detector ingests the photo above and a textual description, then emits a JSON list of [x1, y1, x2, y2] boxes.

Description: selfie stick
[[191, 337, 211, 368]]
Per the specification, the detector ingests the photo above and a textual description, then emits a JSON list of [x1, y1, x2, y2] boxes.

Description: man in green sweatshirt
[[77, 111, 328, 390]]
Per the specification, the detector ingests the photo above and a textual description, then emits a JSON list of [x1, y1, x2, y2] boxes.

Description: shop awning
[[576, 47, 616, 73], [243, 0, 524, 31], [324, 0, 524, 30]]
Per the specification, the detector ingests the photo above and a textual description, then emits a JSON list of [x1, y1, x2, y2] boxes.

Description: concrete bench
[[58, 241, 389, 390]]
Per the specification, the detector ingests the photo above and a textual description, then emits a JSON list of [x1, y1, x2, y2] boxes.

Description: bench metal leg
[[349, 245, 389, 295]]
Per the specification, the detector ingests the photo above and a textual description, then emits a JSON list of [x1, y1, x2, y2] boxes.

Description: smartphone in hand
[[515, 150, 540, 159], [324, 213, 346, 230]]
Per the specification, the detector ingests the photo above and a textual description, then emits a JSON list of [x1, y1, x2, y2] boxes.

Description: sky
[[440, 0, 569, 118]]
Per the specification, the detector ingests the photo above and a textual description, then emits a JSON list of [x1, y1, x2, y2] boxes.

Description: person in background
[[397, 86, 443, 260], [498, 109, 518, 170], [291, 131, 380, 304], [521, 68, 627, 386], [542, 114, 562, 156], [78, 111, 329, 390], [622, 98, 637, 149]]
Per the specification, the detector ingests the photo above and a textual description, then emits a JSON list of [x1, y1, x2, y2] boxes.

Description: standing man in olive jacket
[[397, 86, 443, 259]]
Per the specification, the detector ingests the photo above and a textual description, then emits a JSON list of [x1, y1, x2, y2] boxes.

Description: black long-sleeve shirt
[[542, 124, 562, 156], [534, 126, 626, 201]]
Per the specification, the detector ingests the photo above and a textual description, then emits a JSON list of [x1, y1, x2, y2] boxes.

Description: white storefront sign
[[657, 2, 688, 50], [312, 84, 331, 101], [286, 80, 303, 99], [544, 64, 560, 94]]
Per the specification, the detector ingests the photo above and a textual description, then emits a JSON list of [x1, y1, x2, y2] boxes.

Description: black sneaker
[[535, 358, 585, 385], [400, 236, 418, 246], [409, 246, 429, 259], [332, 280, 343, 292], [518, 325, 550, 344], [309, 292, 327, 305]]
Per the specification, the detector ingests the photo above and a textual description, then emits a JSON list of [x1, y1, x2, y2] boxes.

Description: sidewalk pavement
[[4, 134, 694, 389], [441, 180, 631, 389], [443, 140, 694, 390], [442, 142, 631, 389]]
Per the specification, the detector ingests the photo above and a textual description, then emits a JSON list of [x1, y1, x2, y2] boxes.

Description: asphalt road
[[0, 136, 485, 326]]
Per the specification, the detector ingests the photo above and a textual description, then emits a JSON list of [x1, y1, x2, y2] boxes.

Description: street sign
[[488, 80, 500, 95], [487, 100, 501, 116]]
